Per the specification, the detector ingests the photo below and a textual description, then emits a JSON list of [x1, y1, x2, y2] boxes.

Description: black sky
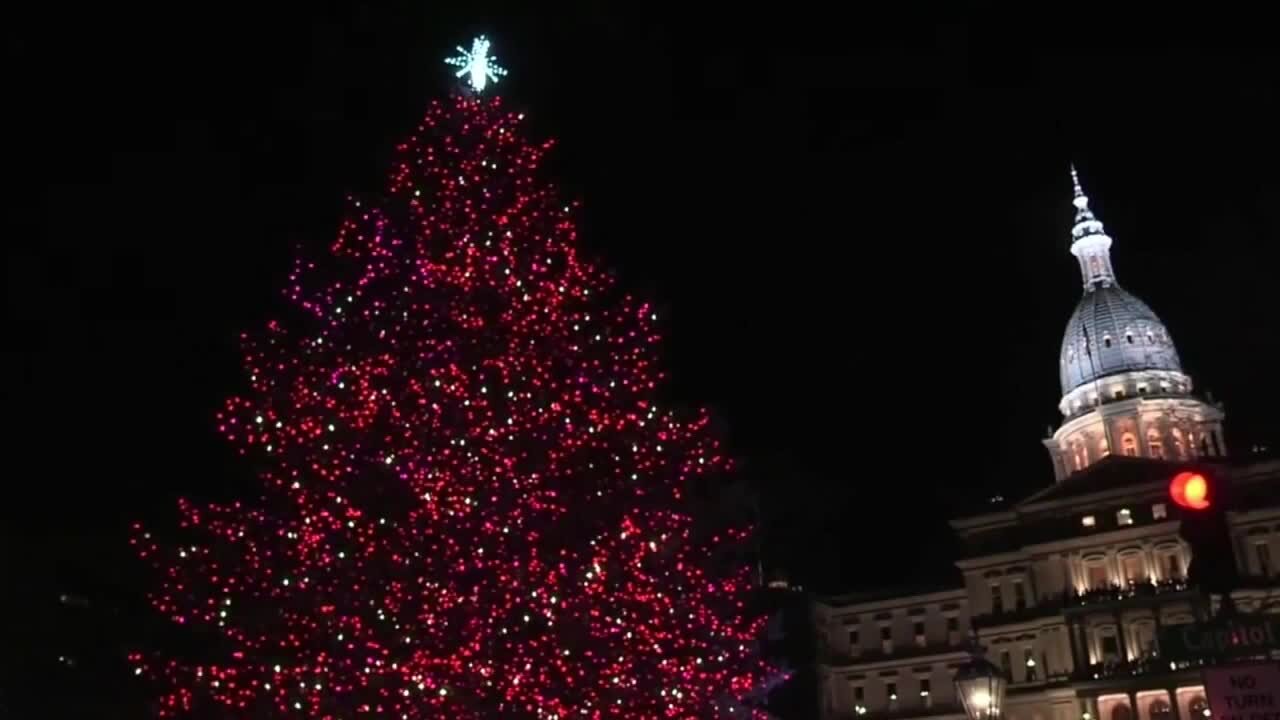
[[5, 7, 1280, 702]]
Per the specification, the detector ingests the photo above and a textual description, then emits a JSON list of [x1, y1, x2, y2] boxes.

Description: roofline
[[950, 510, 1018, 532], [817, 587, 968, 612]]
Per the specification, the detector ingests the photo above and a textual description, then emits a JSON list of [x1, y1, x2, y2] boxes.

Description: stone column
[[1153, 610, 1163, 655], [1166, 689, 1181, 720], [1114, 610, 1129, 661], [1067, 619, 1085, 671]]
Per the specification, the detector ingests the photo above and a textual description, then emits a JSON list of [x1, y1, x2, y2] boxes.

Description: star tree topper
[[444, 35, 508, 93]]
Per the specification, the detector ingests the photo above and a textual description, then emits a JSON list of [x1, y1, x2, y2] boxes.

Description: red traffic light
[[1170, 471, 1211, 510]]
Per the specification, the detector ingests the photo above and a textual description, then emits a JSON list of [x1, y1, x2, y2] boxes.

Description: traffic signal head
[[1170, 471, 1211, 510], [1169, 466, 1236, 594]]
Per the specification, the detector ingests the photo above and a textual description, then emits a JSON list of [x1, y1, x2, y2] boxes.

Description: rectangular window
[[1087, 562, 1109, 589], [848, 628, 860, 652], [1122, 554, 1144, 584], [1152, 502, 1167, 520], [1013, 581, 1027, 611], [887, 682, 898, 704], [999, 651, 1011, 675], [947, 616, 959, 632], [1082, 515, 1097, 528], [920, 678, 931, 707], [1165, 552, 1181, 580], [854, 685, 864, 703], [880, 625, 893, 654], [990, 584, 1004, 614], [1023, 648, 1037, 681], [1258, 543, 1273, 577], [913, 620, 926, 647], [1117, 508, 1134, 526], [1101, 634, 1120, 660]]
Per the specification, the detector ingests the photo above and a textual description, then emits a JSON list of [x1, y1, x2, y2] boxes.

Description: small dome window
[[1126, 333, 1134, 344], [1103, 335, 1113, 348], [1146, 331, 1155, 343]]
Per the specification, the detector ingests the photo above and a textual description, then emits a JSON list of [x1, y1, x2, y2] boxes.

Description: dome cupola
[[1043, 165, 1226, 481]]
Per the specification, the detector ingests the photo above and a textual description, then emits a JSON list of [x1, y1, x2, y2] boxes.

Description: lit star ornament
[[444, 35, 508, 92]]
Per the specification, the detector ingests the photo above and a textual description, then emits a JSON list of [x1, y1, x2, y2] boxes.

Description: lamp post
[[954, 652, 1008, 720]]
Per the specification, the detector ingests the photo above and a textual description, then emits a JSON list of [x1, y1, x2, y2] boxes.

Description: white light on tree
[[444, 35, 508, 92]]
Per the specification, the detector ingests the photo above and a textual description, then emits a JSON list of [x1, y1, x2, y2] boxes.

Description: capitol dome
[[1059, 284, 1183, 396], [1042, 165, 1226, 482]]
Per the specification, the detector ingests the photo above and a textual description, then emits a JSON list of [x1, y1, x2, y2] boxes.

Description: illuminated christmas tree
[[131, 37, 772, 719]]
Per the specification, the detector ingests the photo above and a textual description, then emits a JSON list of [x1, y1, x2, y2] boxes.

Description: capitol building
[[813, 168, 1280, 720]]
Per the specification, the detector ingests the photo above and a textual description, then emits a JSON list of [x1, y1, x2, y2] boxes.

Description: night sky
[[4, 4, 1280, 712]]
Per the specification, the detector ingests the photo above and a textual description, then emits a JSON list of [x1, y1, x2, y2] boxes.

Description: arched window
[[1150, 700, 1172, 720], [1121, 433, 1138, 456], [1148, 431, 1165, 459], [1126, 333, 1135, 344], [1111, 703, 1133, 720], [1104, 335, 1113, 348], [1172, 428, 1187, 459]]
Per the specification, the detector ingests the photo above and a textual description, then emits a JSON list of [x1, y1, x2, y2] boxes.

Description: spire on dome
[[1066, 164, 1116, 289], [1070, 163, 1097, 225]]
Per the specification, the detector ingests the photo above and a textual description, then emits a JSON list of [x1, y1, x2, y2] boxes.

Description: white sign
[[1205, 664, 1280, 720]]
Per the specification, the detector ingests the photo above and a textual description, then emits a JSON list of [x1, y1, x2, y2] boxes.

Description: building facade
[[814, 168, 1280, 720]]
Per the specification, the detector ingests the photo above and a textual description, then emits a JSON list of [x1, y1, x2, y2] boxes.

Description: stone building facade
[[814, 168, 1280, 720]]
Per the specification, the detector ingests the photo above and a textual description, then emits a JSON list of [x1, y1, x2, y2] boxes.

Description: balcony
[[1065, 579, 1194, 610], [1071, 653, 1211, 682]]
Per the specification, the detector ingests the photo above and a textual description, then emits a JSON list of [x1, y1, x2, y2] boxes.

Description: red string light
[[131, 94, 773, 719]]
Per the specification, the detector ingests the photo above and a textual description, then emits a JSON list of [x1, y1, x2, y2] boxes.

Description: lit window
[[1117, 508, 1133, 526], [1152, 503, 1167, 520], [1121, 433, 1138, 456], [887, 682, 898, 705], [1081, 515, 1096, 528], [1148, 432, 1165, 459]]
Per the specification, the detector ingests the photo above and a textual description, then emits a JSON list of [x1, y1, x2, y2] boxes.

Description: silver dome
[[1059, 284, 1183, 396]]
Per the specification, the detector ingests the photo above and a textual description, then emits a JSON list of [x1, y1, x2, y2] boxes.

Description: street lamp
[[954, 654, 1008, 720]]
